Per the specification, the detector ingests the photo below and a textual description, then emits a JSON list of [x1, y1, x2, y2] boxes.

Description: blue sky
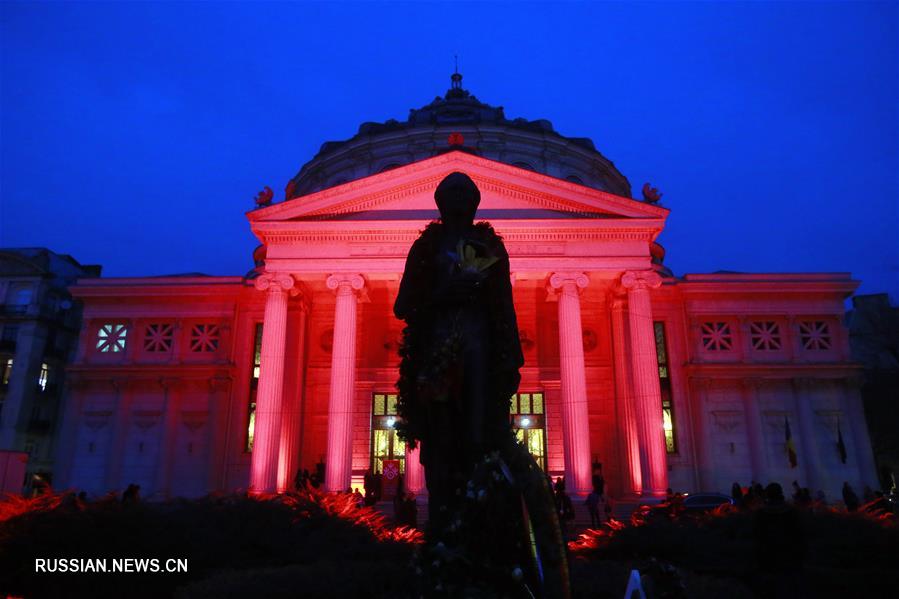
[[1, 1, 896, 298]]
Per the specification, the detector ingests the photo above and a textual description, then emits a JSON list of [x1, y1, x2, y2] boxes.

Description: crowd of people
[[727, 479, 886, 512]]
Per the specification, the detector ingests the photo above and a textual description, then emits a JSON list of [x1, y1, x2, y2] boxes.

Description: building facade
[[0, 248, 100, 492], [54, 79, 879, 501]]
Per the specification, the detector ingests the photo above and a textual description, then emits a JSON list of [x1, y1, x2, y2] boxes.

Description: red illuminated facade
[[55, 82, 878, 501]]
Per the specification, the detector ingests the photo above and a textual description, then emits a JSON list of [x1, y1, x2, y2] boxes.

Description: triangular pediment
[[248, 151, 667, 223]]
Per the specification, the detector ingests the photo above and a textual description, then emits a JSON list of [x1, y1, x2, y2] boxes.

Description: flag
[[785, 417, 798, 468], [837, 420, 848, 464]]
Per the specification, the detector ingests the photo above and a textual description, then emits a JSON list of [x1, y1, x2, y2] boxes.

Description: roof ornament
[[641, 182, 663, 204], [451, 55, 462, 91], [254, 186, 274, 208]]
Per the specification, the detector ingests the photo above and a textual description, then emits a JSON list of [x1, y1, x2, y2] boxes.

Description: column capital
[[620, 270, 662, 291], [546, 273, 588, 303], [326, 273, 366, 295], [255, 272, 298, 295]]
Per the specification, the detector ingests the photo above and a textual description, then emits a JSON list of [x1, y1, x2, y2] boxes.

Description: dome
[[286, 72, 632, 199]]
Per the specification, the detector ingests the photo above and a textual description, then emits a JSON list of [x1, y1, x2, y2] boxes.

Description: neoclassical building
[[55, 76, 878, 501]]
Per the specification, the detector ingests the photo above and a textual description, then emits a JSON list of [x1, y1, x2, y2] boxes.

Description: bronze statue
[[394, 172, 569, 597]]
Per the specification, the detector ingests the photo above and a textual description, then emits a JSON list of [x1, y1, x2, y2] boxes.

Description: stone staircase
[[374, 495, 644, 534]]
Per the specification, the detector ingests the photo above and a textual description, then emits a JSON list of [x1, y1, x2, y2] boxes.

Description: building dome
[[286, 72, 632, 199]]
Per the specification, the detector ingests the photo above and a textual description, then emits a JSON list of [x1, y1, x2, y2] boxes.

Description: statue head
[[435, 171, 480, 229]]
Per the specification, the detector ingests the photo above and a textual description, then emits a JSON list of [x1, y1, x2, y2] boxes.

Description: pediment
[[248, 151, 667, 223]]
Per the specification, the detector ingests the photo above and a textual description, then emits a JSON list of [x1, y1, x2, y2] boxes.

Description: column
[[610, 296, 642, 496], [621, 270, 668, 496], [741, 378, 766, 483], [278, 296, 309, 493], [790, 378, 823, 491], [547, 272, 592, 495], [404, 445, 425, 495], [840, 377, 879, 488], [249, 272, 296, 494], [324, 274, 365, 492]]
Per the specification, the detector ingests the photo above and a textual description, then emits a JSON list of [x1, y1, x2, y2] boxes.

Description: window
[[96, 324, 127, 353], [37, 363, 49, 391], [143, 323, 174, 353], [246, 323, 263, 452], [371, 393, 404, 474], [565, 175, 584, 185], [510, 392, 546, 470], [750, 321, 782, 351], [512, 162, 535, 171], [2, 358, 12, 385], [10, 285, 32, 306], [700, 322, 733, 351], [799, 321, 832, 351], [189, 324, 220, 353], [654, 322, 677, 453]]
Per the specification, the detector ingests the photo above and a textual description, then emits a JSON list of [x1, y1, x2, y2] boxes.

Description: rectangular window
[[510, 392, 546, 470], [246, 323, 263, 452], [2, 358, 12, 385], [654, 322, 677, 454], [798, 320, 832, 351], [96, 323, 128, 353], [143, 323, 174, 353], [37, 363, 49, 391]]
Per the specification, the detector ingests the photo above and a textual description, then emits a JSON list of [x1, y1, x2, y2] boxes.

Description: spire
[[451, 55, 462, 91]]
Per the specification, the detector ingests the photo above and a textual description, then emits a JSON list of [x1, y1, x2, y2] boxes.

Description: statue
[[641, 182, 663, 203], [394, 172, 569, 597], [254, 186, 274, 208]]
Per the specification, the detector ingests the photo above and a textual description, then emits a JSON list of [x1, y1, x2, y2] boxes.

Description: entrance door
[[371, 393, 406, 475], [510, 392, 547, 470]]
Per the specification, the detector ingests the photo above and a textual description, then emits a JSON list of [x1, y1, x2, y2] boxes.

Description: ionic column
[[610, 295, 642, 496], [324, 274, 365, 492], [250, 272, 296, 494], [621, 270, 668, 496], [278, 295, 309, 493], [404, 445, 425, 495], [741, 378, 766, 483], [548, 272, 592, 495]]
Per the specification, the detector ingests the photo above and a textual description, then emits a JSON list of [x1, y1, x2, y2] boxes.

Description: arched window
[[565, 175, 584, 185], [512, 161, 535, 172]]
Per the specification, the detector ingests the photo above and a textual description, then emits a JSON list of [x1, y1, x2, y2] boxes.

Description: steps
[[373, 495, 645, 534]]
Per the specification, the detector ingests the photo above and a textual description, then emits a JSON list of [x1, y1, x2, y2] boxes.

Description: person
[[585, 488, 601, 528], [863, 485, 875, 504], [592, 464, 605, 500], [352, 488, 364, 507], [732, 482, 744, 508], [554, 477, 575, 539], [393, 172, 523, 538], [842, 481, 860, 512], [122, 483, 141, 505]]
